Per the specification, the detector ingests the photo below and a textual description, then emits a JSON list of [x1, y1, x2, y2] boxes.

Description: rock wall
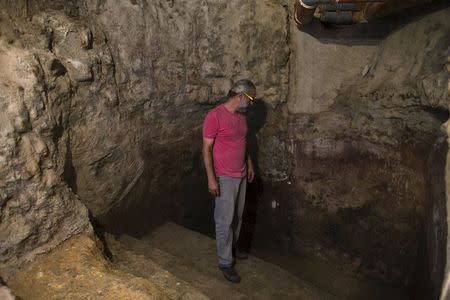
[[71, 0, 290, 233], [0, 7, 91, 278], [253, 7, 450, 293], [440, 39, 450, 300], [1, 0, 449, 297], [0, 0, 290, 277]]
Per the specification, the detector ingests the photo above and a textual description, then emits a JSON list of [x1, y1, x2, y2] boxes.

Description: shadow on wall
[[238, 99, 268, 252], [420, 135, 448, 300], [248, 104, 450, 298], [98, 137, 200, 237], [173, 150, 215, 236], [96, 158, 168, 237]]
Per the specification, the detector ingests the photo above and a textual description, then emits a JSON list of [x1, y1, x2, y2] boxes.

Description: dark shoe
[[219, 266, 241, 283], [234, 248, 249, 260]]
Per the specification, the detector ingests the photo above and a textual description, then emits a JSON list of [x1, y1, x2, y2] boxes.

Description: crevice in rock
[[62, 136, 77, 194], [88, 211, 113, 261], [423, 107, 450, 123], [49, 59, 67, 77], [46, 29, 54, 52], [102, 31, 121, 104]]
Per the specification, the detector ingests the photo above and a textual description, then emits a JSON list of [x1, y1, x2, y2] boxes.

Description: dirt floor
[[251, 246, 408, 300], [7, 234, 169, 300]]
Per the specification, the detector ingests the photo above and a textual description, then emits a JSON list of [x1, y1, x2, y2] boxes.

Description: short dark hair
[[227, 79, 256, 98]]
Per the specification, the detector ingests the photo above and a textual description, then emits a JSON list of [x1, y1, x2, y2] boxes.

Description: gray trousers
[[214, 176, 247, 267]]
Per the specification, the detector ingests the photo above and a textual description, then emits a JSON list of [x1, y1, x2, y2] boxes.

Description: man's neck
[[224, 97, 239, 113]]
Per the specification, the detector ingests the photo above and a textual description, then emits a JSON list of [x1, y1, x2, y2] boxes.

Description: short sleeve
[[203, 111, 218, 139]]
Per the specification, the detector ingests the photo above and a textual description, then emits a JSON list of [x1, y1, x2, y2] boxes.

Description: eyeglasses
[[242, 92, 254, 104]]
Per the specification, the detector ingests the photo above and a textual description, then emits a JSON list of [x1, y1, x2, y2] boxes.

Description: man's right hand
[[208, 179, 220, 196]]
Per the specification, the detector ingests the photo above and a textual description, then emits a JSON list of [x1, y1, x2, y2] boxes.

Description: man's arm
[[203, 138, 220, 196], [247, 154, 255, 183]]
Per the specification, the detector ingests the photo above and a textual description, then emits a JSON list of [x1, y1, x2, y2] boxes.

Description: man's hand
[[247, 163, 255, 183], [203, 137, 219, 196], [208, 178, 220, 196]]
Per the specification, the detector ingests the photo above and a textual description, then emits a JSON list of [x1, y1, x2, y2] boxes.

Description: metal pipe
[[303, 0, 384, 5], [324, 3, 357, 11], [320, 11, 354, 24], [294, 0, 316, 26], [294, 0, 386, 27], [302, 0, 336, 5]]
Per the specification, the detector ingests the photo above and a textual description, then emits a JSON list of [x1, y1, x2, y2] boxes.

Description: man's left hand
[[247, 164, 255, 183]]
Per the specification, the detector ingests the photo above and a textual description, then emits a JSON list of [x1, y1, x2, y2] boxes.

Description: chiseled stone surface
[[1, 0, 450, 298], [0, 37, 90, 279], [0, 0, 290, 279], [440, 52, 450, 300], [71, 0, 290, 222], [256, 7, 450, 291]]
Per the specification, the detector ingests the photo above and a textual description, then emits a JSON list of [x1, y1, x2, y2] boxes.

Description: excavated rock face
[[254, 7, 450, 294], [0, 0, 290, 278], [443, 48, 450, 298], [1, 0, 450, 298], [71, 0, 290, 233], [0, 10, 91, 278]]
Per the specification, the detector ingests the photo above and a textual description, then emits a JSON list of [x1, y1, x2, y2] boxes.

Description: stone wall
[[72, 0, 290, 233], [0, 0, 291, 276], [253, 7, 450, 293], [0, 7, 91, 278], [440, 31, 450, 300], [1, 0, 449, 297]]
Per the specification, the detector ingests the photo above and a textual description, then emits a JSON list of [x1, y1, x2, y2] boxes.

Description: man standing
[[202, 79, 256, 283]]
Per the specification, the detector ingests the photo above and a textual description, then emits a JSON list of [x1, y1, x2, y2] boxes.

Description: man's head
[[227, 79, 256, 113]]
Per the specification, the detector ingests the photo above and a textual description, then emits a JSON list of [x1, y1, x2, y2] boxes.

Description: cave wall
[[442, 48, 450, 299], [1, 0, 449, 297], [0, 0, 291, 277], [253, 7, 450, 292], [0, 6, 92, 279], [72, 0, 291, 233], [2, 0, 291, 235]]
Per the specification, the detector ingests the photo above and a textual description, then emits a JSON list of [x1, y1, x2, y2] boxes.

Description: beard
[[236, 101, 248, 114], [236, 107, 247, 114]]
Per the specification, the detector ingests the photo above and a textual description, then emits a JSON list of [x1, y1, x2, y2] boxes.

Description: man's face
[[237, 89, 256, 113]]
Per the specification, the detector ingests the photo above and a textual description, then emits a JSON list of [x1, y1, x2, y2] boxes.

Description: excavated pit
[[1, 1, 450, 299], [87, 8, 450, 299], [91, 105, 449, 299]]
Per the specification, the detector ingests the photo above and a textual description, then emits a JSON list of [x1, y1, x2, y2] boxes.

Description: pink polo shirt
[[203, 104, 247, 178]]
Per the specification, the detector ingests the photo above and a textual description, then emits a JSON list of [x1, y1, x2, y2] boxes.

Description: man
[[202, 79, 256, 283]]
